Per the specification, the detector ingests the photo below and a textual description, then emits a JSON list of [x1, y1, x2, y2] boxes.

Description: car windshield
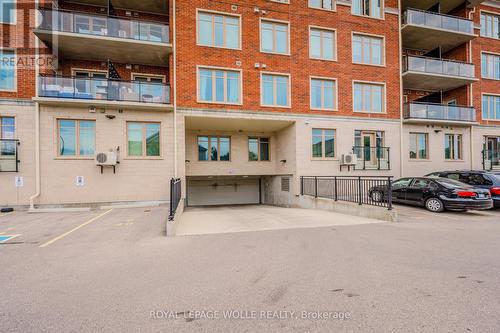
[[434, 178, 472, 189]]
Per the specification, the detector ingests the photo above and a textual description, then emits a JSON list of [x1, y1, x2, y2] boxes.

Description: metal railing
[[352, 146, 390, 170], [38, 75, 171, 104], [403, 55, 475, 78], [37, 8, 170, 43], [300, 176, 393, 210], [0, 139, 20, 172], [403, 102, 476, 122], [404, 8, 474, 34], [169, 178, 182, 221], [482, 149, 500, 171]]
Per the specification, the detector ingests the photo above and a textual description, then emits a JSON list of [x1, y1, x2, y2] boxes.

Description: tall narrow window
[[0, 116, 15, 160], [198, 68, 241, 104], [261, 20, 289, 54], [127, 122, 160, 157], [409, 133, 428, 160], [261, 74, 290, 107], [0, 0, 15, 24], [198, 136, 230, 161], [352, 34, 383, 65], [58, 119, 96, 157], [312, 129, 335, 158], [310, 28, 336, 60], [198, 11, 240, 49], [353, 82, 384, 113], [480, 12, 499, 39], [482, 95, 500, 120], [309, 0, 334, 11], [248, 137, 270, 161], [352, 0, 382, 18], [0, 50, 15, 91], [481, 53, 500, 80], [310, 78, 336, 110], [445, 134, 462, 160]]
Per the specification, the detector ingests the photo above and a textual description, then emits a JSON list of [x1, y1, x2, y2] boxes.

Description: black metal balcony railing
[[38, 75, 171, 104], [37, 8, 170, 44], [403, 55, 475, 78], [404, 102, 476, 122], [0, 139, 20, 172], [404, 8, 474, 34], [352, 146, 390, 170], [482, 149, 500, 171]]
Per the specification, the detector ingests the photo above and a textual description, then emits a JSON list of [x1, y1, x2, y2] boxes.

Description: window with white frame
[[198, 136, 230, 161], [310, 78, 336, 110], [127, 122, 161, 157], [197, 11, 240, 49], [261, 74, 290, 107], [58, 119, 96, 157], [0, 49, 15, 91], [353, 82, 384, 113], [445, 134, 462, 160], [352, 0, 382, 18], [312, 129, 335, 158], [481, 53, 500, 80], [0, 116, 15, 158], [409, 133, 428, 159], [309, 0, 334, 11], [480, 12, 499, 39], [352, 34, 383, 65], [0, 0, 15, 24], [261, 20, 289, 54], [310, 28, 336, 60], [198, 68, 241, 104], [482, 94, 500, 120]]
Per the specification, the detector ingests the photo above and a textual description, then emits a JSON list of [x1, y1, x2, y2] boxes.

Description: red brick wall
[[175, 0, 401, 119]]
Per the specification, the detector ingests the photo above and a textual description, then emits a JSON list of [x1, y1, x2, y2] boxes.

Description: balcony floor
[[33, 97, 173, 111], [402, 71, 478, 91], [402, 24, 476, 52]]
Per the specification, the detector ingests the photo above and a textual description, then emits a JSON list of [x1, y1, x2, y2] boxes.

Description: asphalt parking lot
[[1, 205, 499, 332]]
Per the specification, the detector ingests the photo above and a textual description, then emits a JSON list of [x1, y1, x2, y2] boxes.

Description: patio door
[[362, 132, 377, 167], [486, 137, 500, 169]]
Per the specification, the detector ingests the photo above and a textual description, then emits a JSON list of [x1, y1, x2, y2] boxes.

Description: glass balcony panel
[[405, 55, 475, 79], [404, 102, 476, 122], [405, 9, 474, 35]]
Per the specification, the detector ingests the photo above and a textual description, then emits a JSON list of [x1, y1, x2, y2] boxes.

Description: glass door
[[363, 132, 376, 167], [487, 137, 500, 169]]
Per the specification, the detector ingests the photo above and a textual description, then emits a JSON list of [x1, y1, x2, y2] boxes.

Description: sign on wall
[[76, 176, 85, 187], [15, 176, 24, 187]]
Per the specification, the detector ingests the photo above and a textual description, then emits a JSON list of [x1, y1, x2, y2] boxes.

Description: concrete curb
[[100, 201, 166, 210], [166, 199, 185, 237]]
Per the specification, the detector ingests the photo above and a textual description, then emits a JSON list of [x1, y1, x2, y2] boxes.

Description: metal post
[[334, 176, 338, 201], [358, 176, 362, 205], [387, 177, 393, 210], [387, 148, 391, 170], [377, 147, 381, 170], [314, 176, 318, 198], [169, 178, 173, 219], [300, 176, 303, 195]]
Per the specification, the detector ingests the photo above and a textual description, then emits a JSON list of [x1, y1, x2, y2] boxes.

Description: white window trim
[[259, 18, 291, 56], [352, 80, 387, 114], [0, 0, 16, 25], [308, 0, 337, 12], [195, 9, 242, 50], [196, 65, 243, 106], [311, 128, 337, 160], [131, 73, 166, 82], [351, 0, 385, 20], [71, 68, 108, 77], [309, 25, 337, 62], [260, 71, 291, 108], [269, 0, 290, 4], [351, 31, 386, 67], [481, 51, 500, 80], [0, 48, 17, 92], [0, 115, 16, 139], [481, 92, 500, 121], [309, 76, 338, 111], [480, 10, 500, 40]]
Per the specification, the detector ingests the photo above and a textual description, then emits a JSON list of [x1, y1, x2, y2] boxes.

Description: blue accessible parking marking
[[0, 235, 19, 243]]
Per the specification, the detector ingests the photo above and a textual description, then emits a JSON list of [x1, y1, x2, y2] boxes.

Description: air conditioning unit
[[95, 151, 118, 166], [341, 153, 358, 166]]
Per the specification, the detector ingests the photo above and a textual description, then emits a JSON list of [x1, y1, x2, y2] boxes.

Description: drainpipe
[[172, 0, 178, 178], [468, 7, 476, 170], [398, 0, 404, 177]]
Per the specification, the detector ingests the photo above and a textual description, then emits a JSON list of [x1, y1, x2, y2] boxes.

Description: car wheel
[[370, 190, 383, 203], [425, 198, 444, 213]]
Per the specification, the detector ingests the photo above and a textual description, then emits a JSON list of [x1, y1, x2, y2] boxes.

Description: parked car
[[426, 170, 500, 208], [369, 177, 493, 212]]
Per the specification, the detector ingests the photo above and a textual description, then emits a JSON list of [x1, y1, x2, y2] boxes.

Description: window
[[127, 122, 160, 157], [392, 178, 412, 189], [261, 74, 290, 107], [197, 11, 240, 49], [352, 0, 382, 19], [132, 74, 166, 101], [411, 179, 432, 189], [445, 134, 462, 160], [74, 14, 107, 35], [73, 70, 107, 94], [0, 0, 15, 24], [312, 129, 335, 158], [261, 20, 289, 54], [198, 136, 230, 161], [353, 34, 383, 65], [310, 28, 336, 60], [480, 12, 499, 39], [0, 116, 15, 159], [409, 133, 428, 159], [482, 95, 500, 120], [481, 53, 500, 80], [353, 82, 384, 113], [0, 50, 15, 91], [58, 119, 96, 157], [198, 68, 241, 104], [310, 78, 336, 110], [248, 137, 270, 161], [309, 0, 334, 11]]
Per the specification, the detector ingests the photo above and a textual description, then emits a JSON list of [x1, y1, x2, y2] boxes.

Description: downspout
[[172, 0, 178, 178], [468, 6, 476, 170], [398, 0, 404, 177]]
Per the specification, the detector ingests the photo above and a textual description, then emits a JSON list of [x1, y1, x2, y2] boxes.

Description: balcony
[[352, 146, 391, 171], [403, 55, 477, 91], [36, 75, 172, 110], [402, 8, 476, 52], [34, 8, 171, 66], [68, 0, 168, 15], [403, 102, 476, 125], [0, 139, 20, 172]]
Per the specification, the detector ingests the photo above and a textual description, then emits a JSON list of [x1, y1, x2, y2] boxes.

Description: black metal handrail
[[169, 178, 182, 221], [352, 146, 390, 170], [300, 176, 393, 210], [0, 139, 20, 173]]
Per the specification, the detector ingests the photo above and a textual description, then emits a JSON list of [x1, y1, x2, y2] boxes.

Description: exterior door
[[487, 137, 499, 168], [362, 132, 376, 167]]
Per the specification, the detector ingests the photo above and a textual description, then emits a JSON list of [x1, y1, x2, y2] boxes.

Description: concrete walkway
[[176, 205, 384, 236]]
